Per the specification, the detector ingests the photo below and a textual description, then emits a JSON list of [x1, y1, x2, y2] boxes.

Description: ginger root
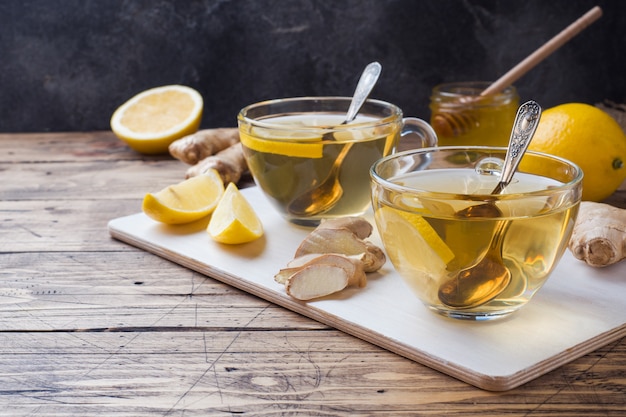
[[294, 224, 385, 272], [185, 142, 247, 184], [568, 201, 626, 267], [316, 216, 373, 240], [275, 253, 366, 286], [168, 127, 248, 185], [275, 217, 385, 300], [169, 128, 240, 165], [277, 254, 367, 300]]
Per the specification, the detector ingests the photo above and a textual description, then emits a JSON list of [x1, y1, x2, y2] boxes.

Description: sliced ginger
[[275, 253, 366, 287], [294, 226, 385, 272], [315, 216, 373, 240], [286, 265, 352, 301], [275, 216, 385, 301]]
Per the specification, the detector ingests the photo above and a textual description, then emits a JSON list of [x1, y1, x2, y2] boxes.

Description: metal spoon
[[438, 100, 542, 309], [287, 62, 382, 217]]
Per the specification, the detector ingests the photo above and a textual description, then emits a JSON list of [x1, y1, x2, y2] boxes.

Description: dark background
[[1, 0, 624, 133]]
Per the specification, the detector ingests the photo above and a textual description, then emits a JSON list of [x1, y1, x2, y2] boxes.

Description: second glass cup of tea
[[429, 82, 519, 147], [238, 97, 438, 226], [370, 147, 583, 320]]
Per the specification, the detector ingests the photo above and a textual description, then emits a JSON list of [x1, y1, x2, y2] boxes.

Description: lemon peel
[[239, 131, 323, 158], [142, 169, 224, 225], [208, 183, 264, 244], [111, 85, 203, 154]]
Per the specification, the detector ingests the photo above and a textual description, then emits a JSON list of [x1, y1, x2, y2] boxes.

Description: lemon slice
[[111, 85, 203, 154], [376, 206, 454, 273], [142, 169, 224, 224], [208, 183, 264, 244], [239, 130, 323, 158]]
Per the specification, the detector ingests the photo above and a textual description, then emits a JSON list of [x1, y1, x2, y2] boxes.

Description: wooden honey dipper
[[432, 6, 603, 138]]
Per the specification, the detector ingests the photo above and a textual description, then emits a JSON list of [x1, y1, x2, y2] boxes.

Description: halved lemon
[[111, 85, 203, 154], [142, 169, 224, 224], [208, 183, 264, 244]]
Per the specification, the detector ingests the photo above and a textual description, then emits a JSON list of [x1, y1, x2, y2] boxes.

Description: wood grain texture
[[108, 189, 626, 391], [1, 132, 625, 415]]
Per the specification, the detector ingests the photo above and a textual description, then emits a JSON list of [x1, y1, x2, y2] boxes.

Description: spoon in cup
[[437, 100, 542, 309], [287, 61, 382, 217]]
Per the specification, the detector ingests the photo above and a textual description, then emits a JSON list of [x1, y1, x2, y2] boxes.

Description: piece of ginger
[[285, 264, 353, 301], [275, 253, 366, 287], [169, 128, 240, 165], [275, 217, 385, 301], [185, 142, 248, 184], [294, 225, 385, 272], [278, 254, 367, 301], [316, 216, 373, 240], [568, 201, 626, 267]]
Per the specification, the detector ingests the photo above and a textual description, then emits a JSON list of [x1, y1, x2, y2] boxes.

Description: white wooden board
[[108, 186, 626, 391]]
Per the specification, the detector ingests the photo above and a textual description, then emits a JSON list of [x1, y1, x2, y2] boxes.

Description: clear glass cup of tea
[[238, 97, 437, 226], [370, 146, 583, 320]]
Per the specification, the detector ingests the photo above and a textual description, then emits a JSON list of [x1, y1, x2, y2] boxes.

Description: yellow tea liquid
[[241, 114, 399, 225], [373, 169, 579, 317]]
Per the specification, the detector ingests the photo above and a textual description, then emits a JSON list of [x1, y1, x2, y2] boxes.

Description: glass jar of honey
[[429, 82, 519, 147]]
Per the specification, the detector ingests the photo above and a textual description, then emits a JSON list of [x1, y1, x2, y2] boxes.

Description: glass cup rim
[[237, 96, 403, 137], [370, 145, 584, 201]]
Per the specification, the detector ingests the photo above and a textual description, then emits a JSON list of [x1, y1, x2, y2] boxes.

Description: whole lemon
[[529, 103, 626, 201]]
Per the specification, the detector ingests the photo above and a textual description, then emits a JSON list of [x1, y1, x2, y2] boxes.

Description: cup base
[[287, 217, 322, 227], [285, 209, 369, 228], [428, 305, 519, 321]]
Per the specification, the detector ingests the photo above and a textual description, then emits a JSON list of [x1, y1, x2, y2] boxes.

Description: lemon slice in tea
[[239, 128, 324, 159], [376, 206, 454, 274]]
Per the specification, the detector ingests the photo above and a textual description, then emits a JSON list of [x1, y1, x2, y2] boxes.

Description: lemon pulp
[[111, 85, 203, 154], [208, 183, 264, 244]]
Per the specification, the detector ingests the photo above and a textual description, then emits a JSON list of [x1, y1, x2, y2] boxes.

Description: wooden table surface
[[1, 131, 625, 416]]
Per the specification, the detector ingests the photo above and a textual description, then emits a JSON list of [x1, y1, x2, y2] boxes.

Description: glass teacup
[[370, 146, 583, 320], [238, 97, 437, 226]]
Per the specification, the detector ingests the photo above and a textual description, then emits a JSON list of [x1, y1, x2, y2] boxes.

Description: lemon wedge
[[142, 169, 224, 224], [208, 183, 264, 244], [111, 85, 203, 154], [376, 206, 454, 273]]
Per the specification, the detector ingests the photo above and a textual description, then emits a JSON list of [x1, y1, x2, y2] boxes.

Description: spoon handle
[[344, 62, 382, 124], [493, 100, 542, 194]]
